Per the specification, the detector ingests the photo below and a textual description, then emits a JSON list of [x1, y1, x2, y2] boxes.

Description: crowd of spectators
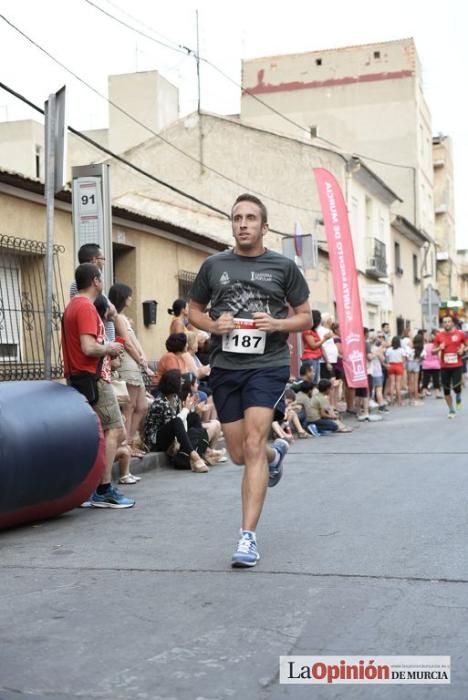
[[62, 245, 466, 509]]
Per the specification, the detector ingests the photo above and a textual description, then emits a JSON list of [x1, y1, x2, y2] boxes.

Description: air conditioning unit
[[367, 257, 387, 277]]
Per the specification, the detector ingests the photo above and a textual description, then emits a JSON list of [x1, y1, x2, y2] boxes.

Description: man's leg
[[101, 427, 123, 484], [222, 419, 246, 465], [240, 407, 276, 532], [314, 418, 339, 432], [91, 380, 135, 508], [441, 369, 454, 411], [453, 367, 463, 409], [226, 413, 280, 515]]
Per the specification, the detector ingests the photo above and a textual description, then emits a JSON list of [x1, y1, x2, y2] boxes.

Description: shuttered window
[[0, 256, 21, 360]]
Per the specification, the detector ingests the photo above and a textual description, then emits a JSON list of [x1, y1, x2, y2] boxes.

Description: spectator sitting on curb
[[290, 363, 315, 393], [272, 389, 310, 441], [152, 333, 191, 389], [143, 369, 209, 473], [180, 375, 226, 464], [295, 379, 353, 435]]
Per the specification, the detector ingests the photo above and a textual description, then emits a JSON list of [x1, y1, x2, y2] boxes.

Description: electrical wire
[[0, 11, 320, 215], [0, 80, 296, 238], [98, 0, 188, 54], [81, 0, 416, 172], [83, 0, 187, 55]]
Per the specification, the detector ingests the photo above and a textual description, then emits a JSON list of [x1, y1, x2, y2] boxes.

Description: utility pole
[[196, 10, 204, 175], [44, 86, 66, 380], [44, 93, 56, 381]]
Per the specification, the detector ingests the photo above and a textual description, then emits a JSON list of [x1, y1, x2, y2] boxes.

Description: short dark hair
[[284, 388, 296, 401], [391, 336, 401, 349], [108, 283, 133, 313], [232, 193, 268, 224], [318, 379, 332, 393], [299, 363, 313, 377], [442, 314, 453, 322], [75, 263, 101, 291], [363, 327, 369, 336], [166, 332, 187, 353], [94, 294, 109, 321], [168, 298, 187, 316], [78, 243, 102, 264], [381, 322, 389, 329], [299, 381, 315, 394], [158, 369, 182, 397]]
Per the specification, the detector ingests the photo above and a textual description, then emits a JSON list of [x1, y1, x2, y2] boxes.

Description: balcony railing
[[366, 238, 387, 278]]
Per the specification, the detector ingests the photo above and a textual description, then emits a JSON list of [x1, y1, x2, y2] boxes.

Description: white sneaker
[[231, 532, 260, 568]]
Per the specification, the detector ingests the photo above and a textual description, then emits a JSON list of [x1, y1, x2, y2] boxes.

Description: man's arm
[[80, 334, 122, 358], [188, 300, 235, 335], [252, 300, 312, 333]]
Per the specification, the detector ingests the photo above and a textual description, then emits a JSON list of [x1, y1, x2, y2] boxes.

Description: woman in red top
[[301, 309, 332, 384]]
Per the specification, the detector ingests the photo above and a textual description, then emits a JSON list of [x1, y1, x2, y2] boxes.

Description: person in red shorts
[[432, 315, 467, 418], [384, 336, 405, 405]]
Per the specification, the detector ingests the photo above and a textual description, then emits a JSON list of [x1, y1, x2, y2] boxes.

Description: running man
[[188, 194, 311, 568], [432, 315, 467, 418]]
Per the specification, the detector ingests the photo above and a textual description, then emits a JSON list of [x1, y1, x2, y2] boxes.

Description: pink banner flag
[[313, 168, 368, 389]]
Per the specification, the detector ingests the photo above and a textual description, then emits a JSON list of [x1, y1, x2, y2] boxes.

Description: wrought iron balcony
[[366, 238, 387, 278]]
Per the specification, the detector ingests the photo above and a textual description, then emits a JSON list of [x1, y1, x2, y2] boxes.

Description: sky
[[0, 0, 467, 244]]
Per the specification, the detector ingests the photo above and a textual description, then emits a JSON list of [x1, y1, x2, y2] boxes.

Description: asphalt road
[[1, 395, 467, 700]]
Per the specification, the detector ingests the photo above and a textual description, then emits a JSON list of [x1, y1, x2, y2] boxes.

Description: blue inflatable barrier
[[0, 381, 105, 529]]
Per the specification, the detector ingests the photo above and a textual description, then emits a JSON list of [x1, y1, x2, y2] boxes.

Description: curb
[[111, 451, 170, 481]]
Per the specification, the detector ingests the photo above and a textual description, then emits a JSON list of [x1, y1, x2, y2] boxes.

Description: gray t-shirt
[[189, 249, 309, 369]]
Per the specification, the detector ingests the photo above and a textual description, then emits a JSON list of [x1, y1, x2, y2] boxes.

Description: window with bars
[[0, 235, 66, 381], [0, 259, 21, 360], [178, 270, 197, 300]]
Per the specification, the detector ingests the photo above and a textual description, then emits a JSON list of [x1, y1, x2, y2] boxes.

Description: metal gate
[[0, 234, 66, 381]]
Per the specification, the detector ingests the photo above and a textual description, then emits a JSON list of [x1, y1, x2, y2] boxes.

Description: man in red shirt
[[432, 315, 467, 418], [62, 263, 134, 508]]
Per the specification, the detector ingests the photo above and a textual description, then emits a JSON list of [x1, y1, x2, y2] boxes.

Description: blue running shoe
[[232, 532, 260, 568], [268, 438, 289, 487], [307, 424, 321, 437], [91, 485, 135, 509]]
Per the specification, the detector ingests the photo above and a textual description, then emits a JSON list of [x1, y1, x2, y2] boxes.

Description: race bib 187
[[222, 318, 266, 354]]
